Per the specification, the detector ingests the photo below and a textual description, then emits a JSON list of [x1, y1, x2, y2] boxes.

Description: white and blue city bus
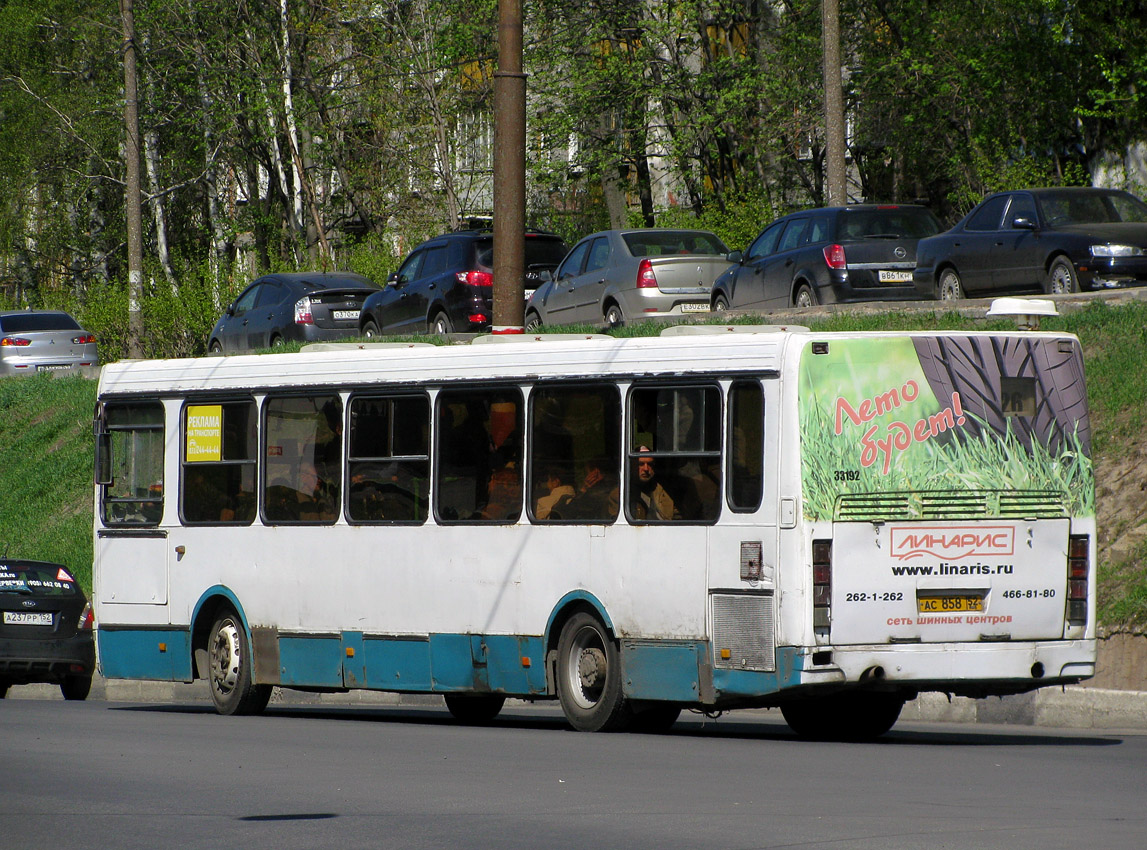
[[92, 326, 1095, 737]]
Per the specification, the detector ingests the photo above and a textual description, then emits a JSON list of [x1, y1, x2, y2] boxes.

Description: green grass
[[0, 374, 96, 588], [6, 300, 1147, 627]]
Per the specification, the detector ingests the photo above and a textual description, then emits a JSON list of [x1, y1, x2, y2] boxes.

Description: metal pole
[[492, 0, 526, 334]]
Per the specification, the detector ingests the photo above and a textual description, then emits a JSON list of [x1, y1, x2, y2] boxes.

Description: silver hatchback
[[0, 311, 98, 377]]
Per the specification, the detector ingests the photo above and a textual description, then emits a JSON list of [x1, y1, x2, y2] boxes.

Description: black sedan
[[914, 187, 1147, 300], [711, 204, 942, 310], [208, 272, 381, 353], [1, 559, 95, 700]]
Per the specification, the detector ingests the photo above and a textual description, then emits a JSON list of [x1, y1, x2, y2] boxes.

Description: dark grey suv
[[358, 229, 568, 335], [711, 204, 942, 310], [208, 272, 381, 353]]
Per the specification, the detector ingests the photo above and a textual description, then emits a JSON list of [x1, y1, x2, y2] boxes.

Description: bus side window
[[181, 400, 257, 524], [528, 385, 620, 523], [347, 394, 430, 523], [627, 386, 722, 523], [436, 389, 523, 523], [263, 394, 342, 525], [101, 402, 165, 526], [728, 382, 764, 511]]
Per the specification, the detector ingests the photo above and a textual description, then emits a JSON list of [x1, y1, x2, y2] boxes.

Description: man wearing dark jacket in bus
[[632, 447, 680, 521]]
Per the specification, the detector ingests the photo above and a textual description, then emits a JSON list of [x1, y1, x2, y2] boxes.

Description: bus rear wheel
[[208, 609, 272, 716], [443, 693, 506, 724], [781, 692, 904, 741], [556, 612, 631, 732]]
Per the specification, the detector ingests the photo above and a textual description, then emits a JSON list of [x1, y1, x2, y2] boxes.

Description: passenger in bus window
[[563, 457, 619, 521], [632, 448, 680, 521], [534, 466, 575, 519], [474, 460, 522, 521]]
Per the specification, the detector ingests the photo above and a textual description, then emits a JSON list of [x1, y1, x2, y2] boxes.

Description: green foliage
[[0, 375, 95, 588]]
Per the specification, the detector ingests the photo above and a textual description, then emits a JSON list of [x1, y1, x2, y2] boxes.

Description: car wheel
[[443, 693, 506, 724], [794, 283, 817, 308], [60, 674, 92, 701], [937, 268, 964, 301], [1047, 257, 1078, 294], [269, 334, 284, 349], [524, 312, 542, 331], [604, 304, 625, 329], [431, 312, 453, 335], [208, 608, 272, 716], [208, 339, 223, 355], [713, 294, 730, 312], [361, 320, 380, 338], [555, 611, 631, 732]]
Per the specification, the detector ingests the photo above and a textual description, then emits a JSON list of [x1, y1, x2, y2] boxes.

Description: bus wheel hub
[[577, 647, 607, 692]]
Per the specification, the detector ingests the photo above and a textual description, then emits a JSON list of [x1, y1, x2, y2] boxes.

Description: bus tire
[[781, 692, 904, 741], [555, 612, 631, 732], [630, 704, 681, 733], [208, 609, 272, 716], [60, 674, 92, 701], [443, 693, 506, 724]]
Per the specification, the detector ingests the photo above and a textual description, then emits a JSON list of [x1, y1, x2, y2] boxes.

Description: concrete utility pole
[[121, 0, 144, 358], [822, 0, 847, 207], [492, 0, 526, 333]]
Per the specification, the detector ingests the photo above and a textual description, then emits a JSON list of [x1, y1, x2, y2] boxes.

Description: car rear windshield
[[0, 563, 81, 596], [0, 313, 82, 333], [475, 236, 568, 270], [837, 208, 941, 240], [623, 231, 729, 257]]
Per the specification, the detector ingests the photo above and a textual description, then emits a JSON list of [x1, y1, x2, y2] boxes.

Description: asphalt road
[[3, 698, 1145, 850]]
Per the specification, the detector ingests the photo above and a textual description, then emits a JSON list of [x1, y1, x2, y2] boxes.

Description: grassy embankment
[[3, 299, 1145, 629]]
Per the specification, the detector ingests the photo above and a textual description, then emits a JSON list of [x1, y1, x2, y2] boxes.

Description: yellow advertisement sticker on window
[[186, 405, 223, 462]]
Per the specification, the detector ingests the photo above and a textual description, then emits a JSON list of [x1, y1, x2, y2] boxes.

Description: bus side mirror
[[95, 432, 113, 486], [94, 407, 113, 485]]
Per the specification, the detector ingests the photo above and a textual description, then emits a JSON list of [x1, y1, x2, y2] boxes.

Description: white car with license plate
[[0, 311, 98, 377]]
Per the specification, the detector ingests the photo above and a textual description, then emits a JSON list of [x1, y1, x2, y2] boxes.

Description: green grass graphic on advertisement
[[799, 337, 1094, 522]]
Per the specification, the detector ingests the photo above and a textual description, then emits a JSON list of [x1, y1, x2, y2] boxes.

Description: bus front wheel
[[555, 612, 631, 732], [780, 692, 904, 741], [208, 610, 272, 716]]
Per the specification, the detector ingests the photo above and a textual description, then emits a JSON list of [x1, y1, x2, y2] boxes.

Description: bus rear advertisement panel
[[92, 329, 1096, 739]]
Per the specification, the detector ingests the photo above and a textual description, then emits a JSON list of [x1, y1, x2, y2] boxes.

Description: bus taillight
[[812, 539, 832, 628], [1067, 534, 1089, 624]]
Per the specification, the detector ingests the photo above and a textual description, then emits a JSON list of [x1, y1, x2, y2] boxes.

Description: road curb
[[7, 677, 1146, 731]]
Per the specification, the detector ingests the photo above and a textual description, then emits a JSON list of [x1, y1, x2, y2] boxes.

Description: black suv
[[711, 204, 942, 310], [358, 230, 568, 335]]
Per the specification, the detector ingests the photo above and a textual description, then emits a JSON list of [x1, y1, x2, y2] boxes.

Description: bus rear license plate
[[681, 303, 710, 313], [917, 595, 984, 613], [4, 611, 53, 626], [332, 310, 360, 321]]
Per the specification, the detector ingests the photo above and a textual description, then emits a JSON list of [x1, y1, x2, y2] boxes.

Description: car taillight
[[636, 259, 658, 289], [294, 296, 314, 325], [457, 270, 493, 287], [73, 334, 96, 344], [1, 337, 31, 346], [78, 602, 94, 631], [822, 244, 847, 270], [1067, 534, 1089, 624], [812, 539, 832, 629]]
